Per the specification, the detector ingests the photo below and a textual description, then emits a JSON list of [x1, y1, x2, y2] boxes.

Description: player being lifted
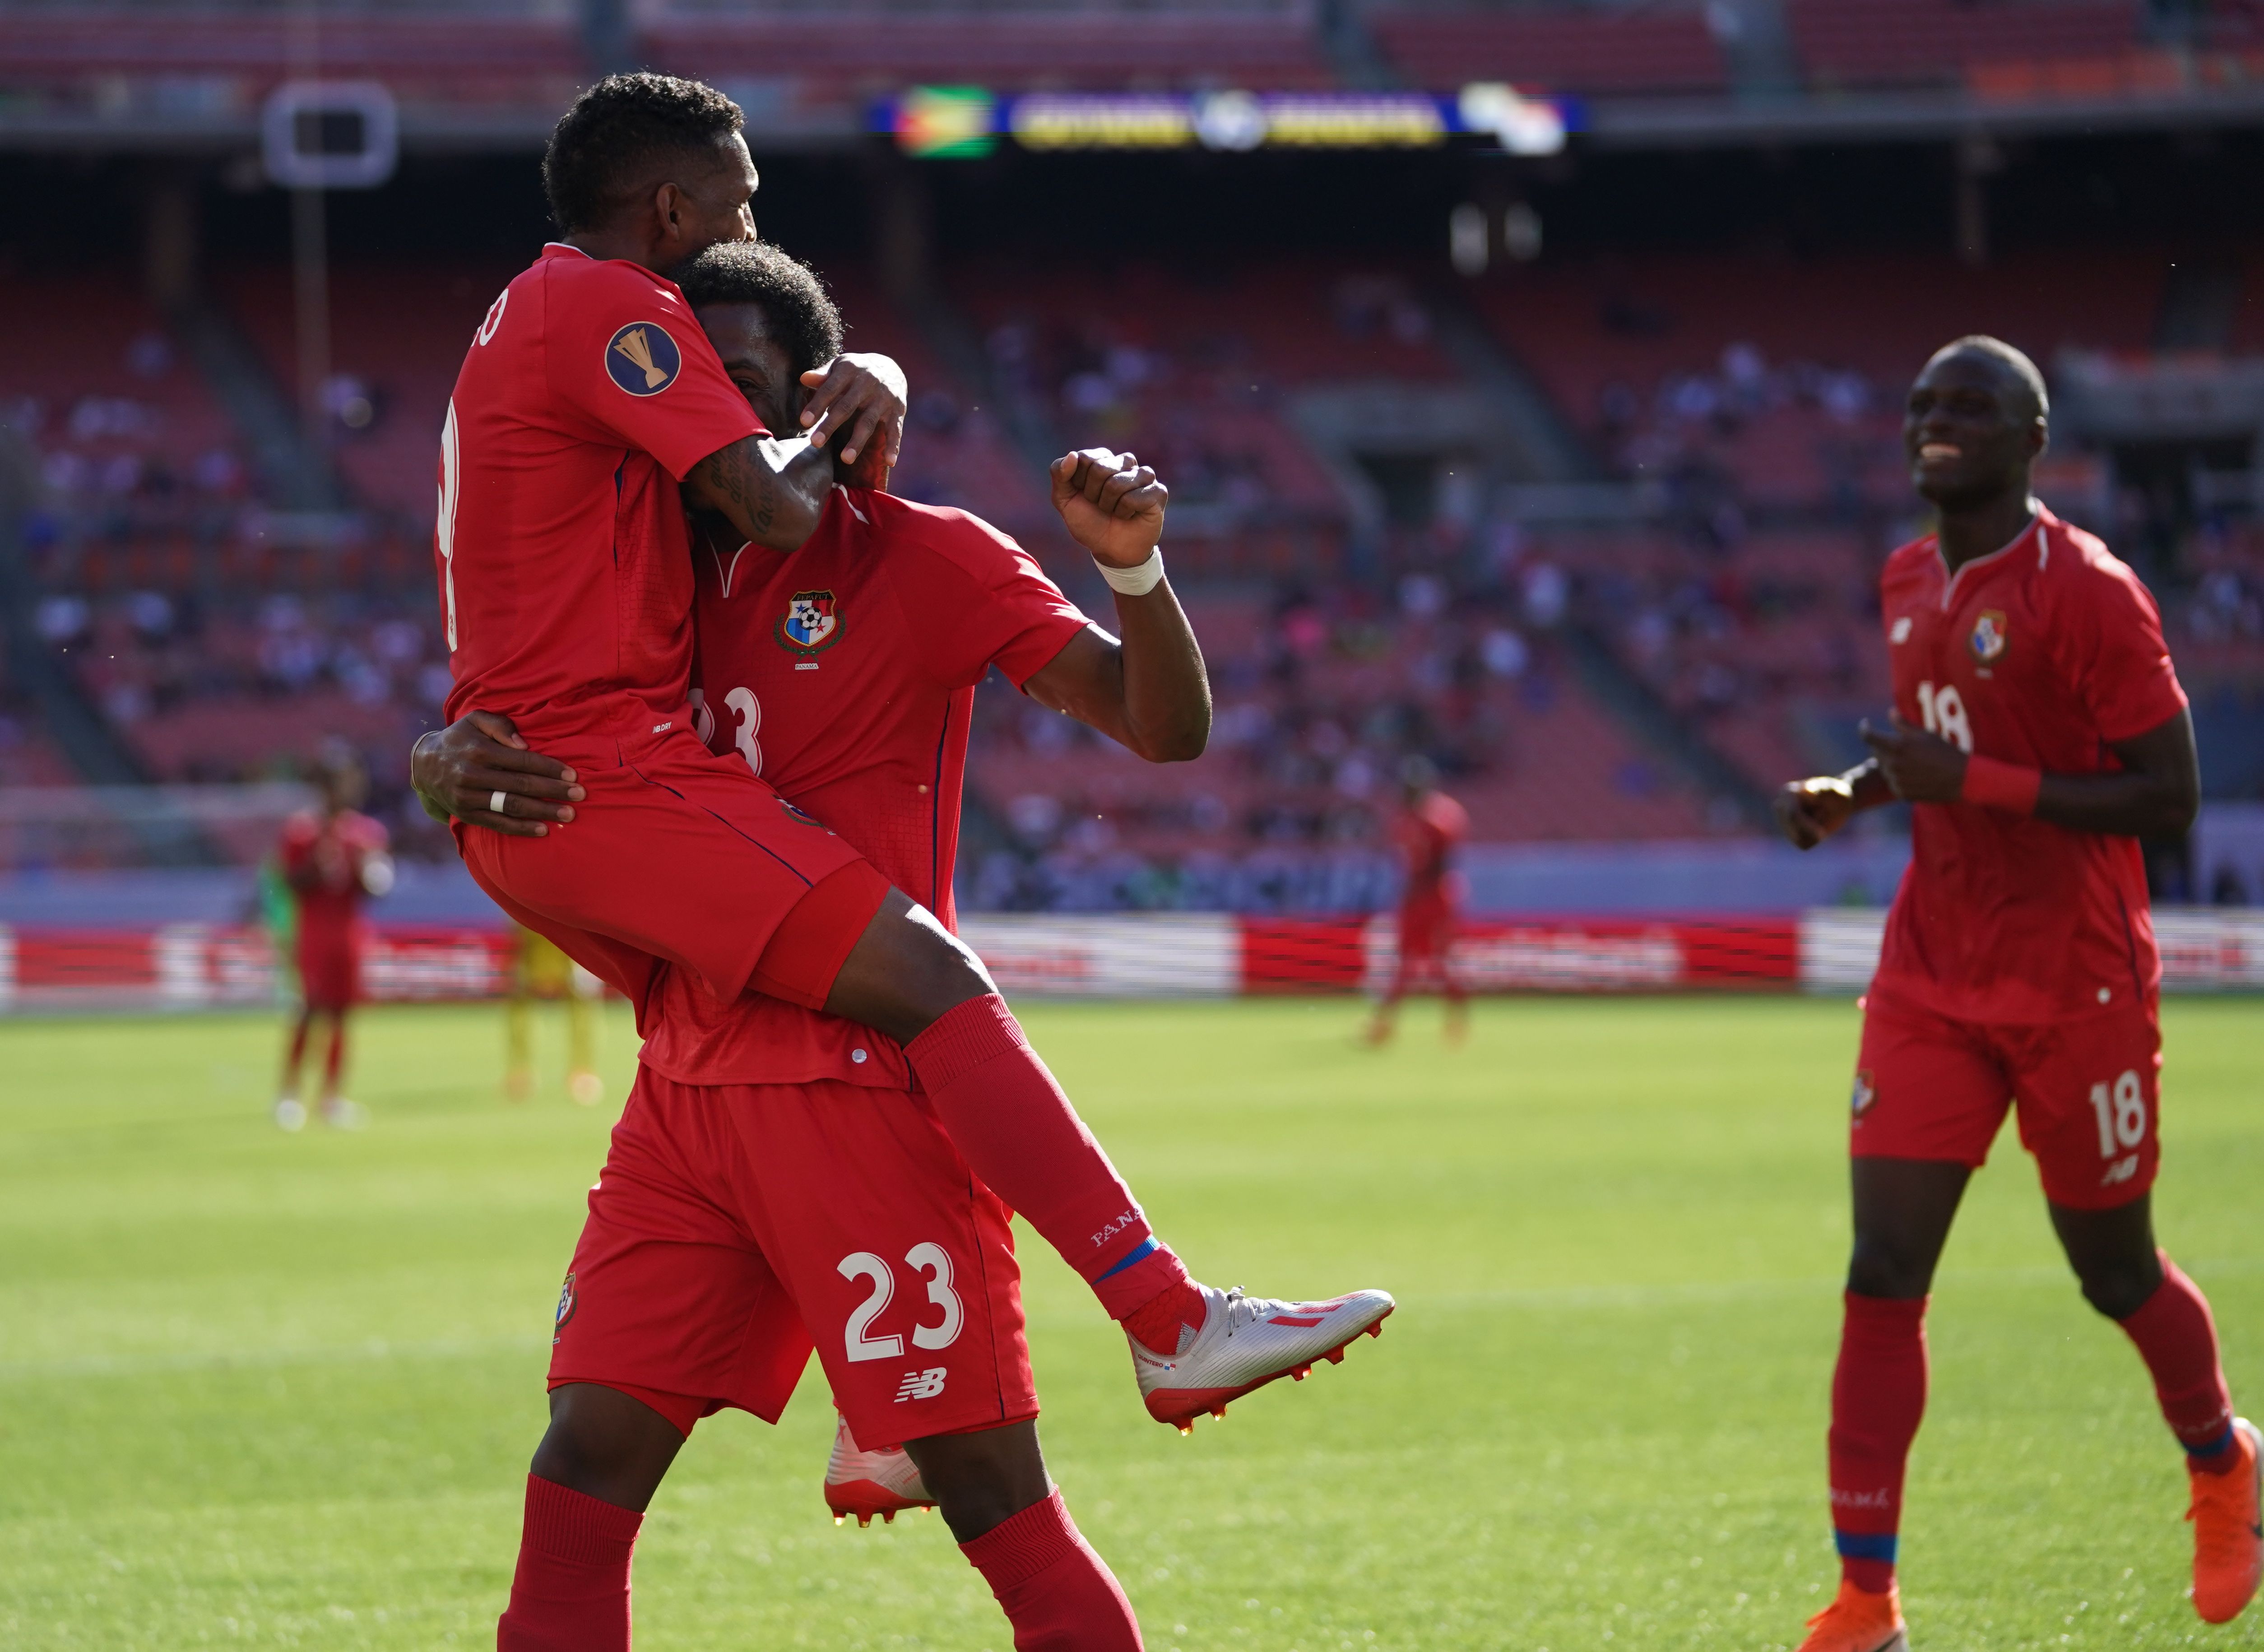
[[1364, 755, 1470, 1045], [411, 77, 1391, 1652], [1772, 337, 2259, 1652]]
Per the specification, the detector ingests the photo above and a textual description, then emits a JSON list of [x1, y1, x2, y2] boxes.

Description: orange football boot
[[2189, 1417, 2264, 1624], [1795, 1579, 1908, 1652]]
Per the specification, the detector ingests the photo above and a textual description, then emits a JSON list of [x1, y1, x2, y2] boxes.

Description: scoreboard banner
[[2, 912, 2260, 1012]]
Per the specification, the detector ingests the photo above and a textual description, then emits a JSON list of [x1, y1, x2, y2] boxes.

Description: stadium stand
[[1, 269, 246, 516], [636, 0, 1335, 102], [1785, 0, 2143, 91], [0, 5, 583, 118], [1366, 1, 1733, 97], [216, 258, 519, 521], [946, 254, 1463, 565], [1473, 247, 2167, 503], [3, 125, 2257, 891]]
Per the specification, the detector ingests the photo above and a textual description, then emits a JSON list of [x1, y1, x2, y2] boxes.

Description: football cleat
[[824, 1414, 935, 1528], [321, 1097, 367, 1131], [1795, 1579, 1908, 1652], [273, 1096, 307, 1132], [1129, 1283, 1394, 1432], [2189, 1416, 2263, 1624]]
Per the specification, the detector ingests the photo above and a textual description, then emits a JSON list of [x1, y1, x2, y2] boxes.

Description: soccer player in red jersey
[[418, 224, 1392, 1646], [1365, 756, 1471, 1045], [420, 64, 1381, 1385], [1773, 337, 2258, 1650], [273, 746, 392, 1132]]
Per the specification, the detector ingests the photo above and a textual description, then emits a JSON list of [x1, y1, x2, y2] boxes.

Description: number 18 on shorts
[[1851, 997, 2163, 1210]]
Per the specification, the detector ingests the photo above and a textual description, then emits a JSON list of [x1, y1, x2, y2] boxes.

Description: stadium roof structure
[[0, 0, 2261, 157]]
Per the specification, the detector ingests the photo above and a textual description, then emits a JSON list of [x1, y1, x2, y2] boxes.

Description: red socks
[[1828, 1292, 1928, 1596], [496, 1474, 642, 1652], [906, 995, 1191, 1323], [960, 1490, 1143, 1652], [2119, 1251, 2238, 1470], [323, 1021, 347, 1093], [1122, 1281, 1208, 1357]]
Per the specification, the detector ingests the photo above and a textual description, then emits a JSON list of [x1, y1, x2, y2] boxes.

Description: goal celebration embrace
[[386, 70, 2264, 1652]]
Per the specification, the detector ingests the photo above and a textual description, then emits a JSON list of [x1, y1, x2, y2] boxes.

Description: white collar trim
[[1937, 509, 2042, 608]]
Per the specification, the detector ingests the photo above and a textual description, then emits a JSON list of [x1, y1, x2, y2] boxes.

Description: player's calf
[[866, 1420, 1142, 1651]]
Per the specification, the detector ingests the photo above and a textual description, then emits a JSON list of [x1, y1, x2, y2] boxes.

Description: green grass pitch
[[1, 994, 2259, 1650]]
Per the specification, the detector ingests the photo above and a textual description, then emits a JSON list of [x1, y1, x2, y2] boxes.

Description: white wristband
[[1095, 548, 1164, 597]]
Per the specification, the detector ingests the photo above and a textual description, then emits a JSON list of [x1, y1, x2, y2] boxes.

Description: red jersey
[[636, 490, 1090, 1086], [1394, 791, 1468, 910], [1871, 507, 2188, 1024], [435, 243, 763, 747], [278, 808, 389, 937]]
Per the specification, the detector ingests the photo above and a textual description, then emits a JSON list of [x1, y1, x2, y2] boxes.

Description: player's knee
[[830, 895, 997, 1044], [2078, 1256, 2162, 1321], [528, 1385, 682, 1508], [902, 1421, 1049, 1543], [1845, 1238, 1935, 1300]]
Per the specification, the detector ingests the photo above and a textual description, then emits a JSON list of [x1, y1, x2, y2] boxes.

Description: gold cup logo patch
[[605, 322, 681, 395]]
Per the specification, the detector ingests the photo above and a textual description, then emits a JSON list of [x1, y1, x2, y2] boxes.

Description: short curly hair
[[671, 241, 844, 377], [542, 73, 744, 233]]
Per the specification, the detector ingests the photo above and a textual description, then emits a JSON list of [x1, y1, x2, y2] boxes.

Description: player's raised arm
[[1023, 449, 1211, 764]]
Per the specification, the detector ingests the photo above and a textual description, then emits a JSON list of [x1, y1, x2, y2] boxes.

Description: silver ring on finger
[[489, 789, 508, 817]]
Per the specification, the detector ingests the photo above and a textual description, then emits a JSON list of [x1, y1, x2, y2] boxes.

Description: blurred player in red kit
[[1365, 756, 1470, 1045], [274, 746, 392, 1132], [1773, 337, 2257, 1652], [412, 84, 1391, 1652]]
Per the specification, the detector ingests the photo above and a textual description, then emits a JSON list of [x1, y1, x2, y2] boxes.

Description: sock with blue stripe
[[1829, 1291, 1928, 1595]]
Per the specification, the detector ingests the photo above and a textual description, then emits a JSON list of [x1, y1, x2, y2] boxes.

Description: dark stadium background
[[2, 0, 2262, 994]]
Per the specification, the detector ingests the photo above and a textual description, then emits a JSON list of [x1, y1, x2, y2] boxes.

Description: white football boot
[[823, 1414, 936, 1527], [1130, 1283, 1395, 1432]]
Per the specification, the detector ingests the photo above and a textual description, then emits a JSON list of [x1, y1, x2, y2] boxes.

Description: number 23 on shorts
[[839, 1243, 964, 1363]]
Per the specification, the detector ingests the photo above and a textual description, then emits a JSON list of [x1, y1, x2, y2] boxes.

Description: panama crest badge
[[1851, 1070, 1877, 1119], [553, 1272, 578, 1345], [1968, 609, 2008, 664], [776, 589, 842, 660]]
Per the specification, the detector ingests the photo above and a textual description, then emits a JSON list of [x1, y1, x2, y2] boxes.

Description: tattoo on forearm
[[705, 447, 777, 536]]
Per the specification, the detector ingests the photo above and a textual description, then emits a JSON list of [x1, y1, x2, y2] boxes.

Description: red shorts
[[1851, 993, 2164, 1210], [549, 1067, 1037, 1450], [457, 728, 887, 1021], [1396, 894, 1457, 963], [295, 927, 362, 1009]]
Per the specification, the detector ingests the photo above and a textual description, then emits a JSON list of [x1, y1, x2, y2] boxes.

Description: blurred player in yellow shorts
[[506, 925, 602, 1105]]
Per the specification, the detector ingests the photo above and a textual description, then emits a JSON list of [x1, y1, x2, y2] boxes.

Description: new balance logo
[[894, 1367, 947, 1402], [2101, 1153, 2141, 1188]]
